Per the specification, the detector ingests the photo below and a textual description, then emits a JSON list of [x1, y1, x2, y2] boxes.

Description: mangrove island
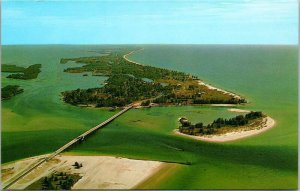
[[60, 49, 246, 108]]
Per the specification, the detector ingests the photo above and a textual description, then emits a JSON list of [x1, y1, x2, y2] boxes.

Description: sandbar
[[2, 155, 163, 189]]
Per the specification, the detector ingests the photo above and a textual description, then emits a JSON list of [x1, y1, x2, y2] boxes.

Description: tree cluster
[[6, 64, 41, 80], [179, 111, 263, 135], [1, 85, 24, 100], [61, 50, 187, 82], [38, 171, 80, 190], [141, 100, 151, 106], [60, 48, 246, 108], [193, 98, 245, 104], [62, 74, 170, 107]]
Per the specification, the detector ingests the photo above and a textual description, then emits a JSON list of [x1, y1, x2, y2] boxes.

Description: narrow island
[[59, 48, 275, 142], [1, 85, 24, 100], [60, 49, 246, 108], [175, 111, 275, 142], [2, 64, 41, 80]]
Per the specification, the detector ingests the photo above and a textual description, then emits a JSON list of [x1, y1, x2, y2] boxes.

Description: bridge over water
[[3, 105, 133, 189]]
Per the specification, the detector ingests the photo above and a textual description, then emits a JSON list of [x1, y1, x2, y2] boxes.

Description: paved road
[[3, 105, 133, 189]]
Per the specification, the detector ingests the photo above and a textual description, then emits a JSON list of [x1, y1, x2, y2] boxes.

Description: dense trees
[[179, 111, 263, 135], [154, 94, 246, 105], [4, 64, 42, 80], [41, 177, 53, 190], [61, 49, 246, 107], [2, 64, 25, 72], [28, 171, 81, 190], [1, 85, 24, 100], [62, 74, 169, 107], [141, 100, 151, 106], [60, 51, 187, 81], [193, 98, 245, 104]]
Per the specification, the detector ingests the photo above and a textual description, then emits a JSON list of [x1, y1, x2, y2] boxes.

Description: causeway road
[[3, 105, 133, 189]]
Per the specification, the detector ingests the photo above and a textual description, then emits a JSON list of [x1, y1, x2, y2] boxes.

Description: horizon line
[[1, 43, 298, 46]]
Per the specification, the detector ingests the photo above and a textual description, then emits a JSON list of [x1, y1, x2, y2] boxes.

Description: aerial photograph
[[1, 0, 298, 190]]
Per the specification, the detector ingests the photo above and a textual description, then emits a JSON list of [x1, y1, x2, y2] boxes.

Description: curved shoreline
[[198, 80, 242, 100], [123, 48, 244, 102], [174, 116, 276, 143], [123, 48, 273, 143], [123, 48, 145, 66]]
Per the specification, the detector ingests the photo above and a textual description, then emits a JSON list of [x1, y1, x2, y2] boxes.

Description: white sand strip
[[228, 108, 250, 113], [211, 104, 236, 107], [123, 48, 145, 66], [2, 155, 163, 190], [198, 80, 242, 100]]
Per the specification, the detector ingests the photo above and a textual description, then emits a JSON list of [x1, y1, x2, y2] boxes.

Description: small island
[[176, 111, 275, 142], [1, 85, 24, 100], [2, 64, 41, 80], [60, 49, 246, 108]]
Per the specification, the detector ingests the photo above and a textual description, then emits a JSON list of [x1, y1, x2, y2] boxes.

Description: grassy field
[[1, 45, 298, 189]]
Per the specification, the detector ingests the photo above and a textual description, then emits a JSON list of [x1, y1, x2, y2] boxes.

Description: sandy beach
[[198, 80, 242, 100], [228, 108, 250, 113], [2, 155, 163, 189], [211, 104, 236, 107], [124, 48, 244, 105], [123, 48, 145, 66], [174, 116, 275, 142]]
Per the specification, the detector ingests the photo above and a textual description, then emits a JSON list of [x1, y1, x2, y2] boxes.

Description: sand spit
[[2, 155, 163, 189], [228, 108, 250, 113], [175, 116, 275, 143], [211, 104, 236, 107], [198, 80, 242, 100], [123, 48, 145, 66], [124, 49, 244, 105]]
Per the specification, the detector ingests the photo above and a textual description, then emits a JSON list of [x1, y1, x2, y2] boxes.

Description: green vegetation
[[60, 51, 187, 81], [179, 111, 263, 135], [2, 45, 298, 189], [1, 85, 24, 100], [3, 64, 41, 80], [61, 50, 245, 107], [141, 100, 151, 106], [2, 64, 26, 72], [62, 74, 167, 107], [26, 171, 81, 190]]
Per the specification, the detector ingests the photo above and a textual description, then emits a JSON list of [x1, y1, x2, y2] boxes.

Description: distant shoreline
[[197, 80, 242, 100], [174, 116, 276, 142], [123, 48, 145, 66], [124, 48, 244, 103]]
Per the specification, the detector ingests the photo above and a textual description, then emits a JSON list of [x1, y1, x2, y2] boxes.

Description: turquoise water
[[129, 45, 298, 146], [1, 45, 298, 189], [1, 45, 114, 163]]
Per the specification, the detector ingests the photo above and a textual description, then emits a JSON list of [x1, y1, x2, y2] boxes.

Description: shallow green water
[[130, 45, 298, 145], [1, 45, 298, 189], [127, 45, 298, 189], [1, 45, 114, 163]]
